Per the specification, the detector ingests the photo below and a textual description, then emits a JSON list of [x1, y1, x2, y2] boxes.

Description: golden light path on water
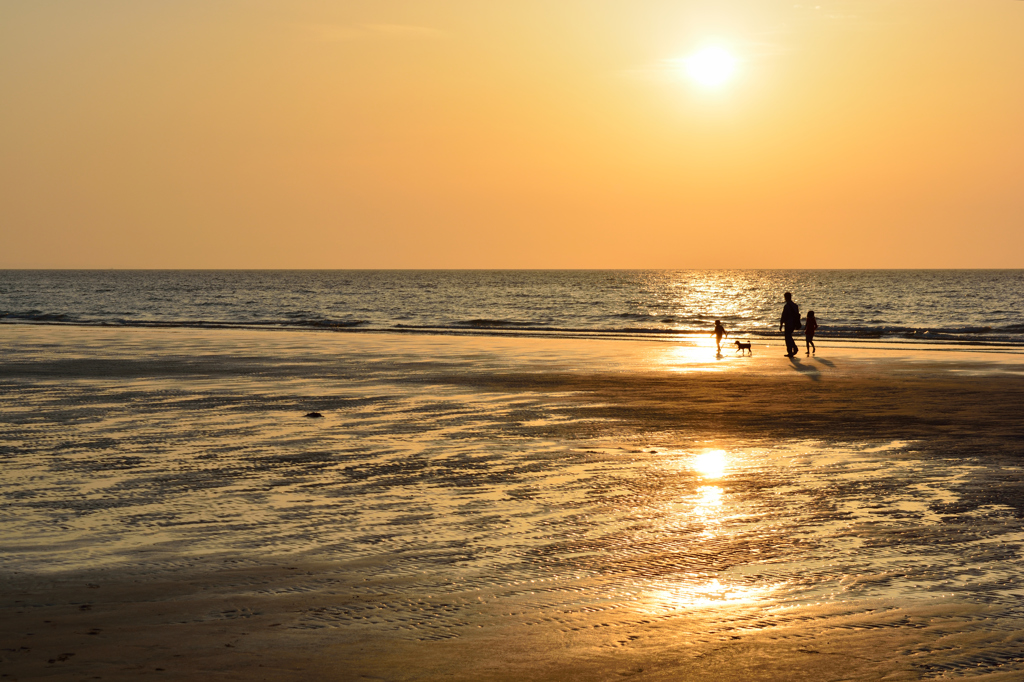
[[637, 270, 775, 369]]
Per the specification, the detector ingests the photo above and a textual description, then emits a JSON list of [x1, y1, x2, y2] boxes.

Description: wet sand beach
[[2, 326, 1023, 680]]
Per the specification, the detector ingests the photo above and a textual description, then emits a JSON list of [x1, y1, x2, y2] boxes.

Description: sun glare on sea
[[684, 46, 737, 87]]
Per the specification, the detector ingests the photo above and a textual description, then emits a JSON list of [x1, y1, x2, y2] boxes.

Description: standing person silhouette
[[805, 311, 818, 355], [712, 320, 728, 353], [779, 292, 801, 358]]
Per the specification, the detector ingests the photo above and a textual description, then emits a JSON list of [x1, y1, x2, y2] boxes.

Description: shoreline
[[3, 319, 1024, 353]]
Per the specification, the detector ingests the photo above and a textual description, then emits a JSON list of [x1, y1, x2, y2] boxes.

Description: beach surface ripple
[[2, 327, 1023, 680]]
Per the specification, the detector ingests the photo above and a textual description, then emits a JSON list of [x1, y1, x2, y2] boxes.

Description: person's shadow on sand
[[814, 357, 835, 367], [787, 354, 821, 381]]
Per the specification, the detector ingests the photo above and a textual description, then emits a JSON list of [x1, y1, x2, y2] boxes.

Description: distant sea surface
[[2, 270, 1023, 346]]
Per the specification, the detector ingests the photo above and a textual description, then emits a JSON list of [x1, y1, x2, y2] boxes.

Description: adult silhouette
[[779, 292, 801, 358]]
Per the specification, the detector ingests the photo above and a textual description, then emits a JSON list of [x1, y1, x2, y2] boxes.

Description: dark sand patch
[[3, 561, 1023, 681]]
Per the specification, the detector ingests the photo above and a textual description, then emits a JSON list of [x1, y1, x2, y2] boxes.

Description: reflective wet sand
[[2, 327, 1023, 680]]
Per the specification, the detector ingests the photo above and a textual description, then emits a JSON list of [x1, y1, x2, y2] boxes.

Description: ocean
[[2, 269, 1023, 345]]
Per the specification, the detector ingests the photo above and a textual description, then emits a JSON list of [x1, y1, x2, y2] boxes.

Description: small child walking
[[712, 320, 728, 352], [805, 311, 818, 355]]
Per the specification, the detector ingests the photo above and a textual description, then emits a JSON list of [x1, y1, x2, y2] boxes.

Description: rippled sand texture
[[2, 327, 1024, 680]]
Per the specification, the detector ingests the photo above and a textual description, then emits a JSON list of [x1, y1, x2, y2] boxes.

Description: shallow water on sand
[[2, 327, 1024, 678]]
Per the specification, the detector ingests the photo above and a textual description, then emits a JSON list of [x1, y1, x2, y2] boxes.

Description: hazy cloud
[[301, 23, 444, 42]]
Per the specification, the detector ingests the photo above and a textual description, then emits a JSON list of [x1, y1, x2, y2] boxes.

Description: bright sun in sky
[[684, 46, 738, 87]]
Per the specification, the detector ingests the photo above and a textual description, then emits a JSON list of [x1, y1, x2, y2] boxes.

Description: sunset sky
[[2, 1, 1022, 269]]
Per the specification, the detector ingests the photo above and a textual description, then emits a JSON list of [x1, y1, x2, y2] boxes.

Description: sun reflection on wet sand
[[693, 449, 727, 479], [694, 484, 724, 540], [662, 343, 721, 365], [643, 577, 780, 612], [654, 338, 769, 372]]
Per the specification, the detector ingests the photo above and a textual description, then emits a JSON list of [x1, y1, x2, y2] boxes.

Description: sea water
[[2, 269, 1023, 345]]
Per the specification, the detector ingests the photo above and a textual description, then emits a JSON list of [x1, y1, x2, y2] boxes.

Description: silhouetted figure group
[[711, 292, 819, 358], [780, 292, 817, 357]]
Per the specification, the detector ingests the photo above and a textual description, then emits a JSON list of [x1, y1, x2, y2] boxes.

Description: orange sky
[[2, 1, 1022, 268]]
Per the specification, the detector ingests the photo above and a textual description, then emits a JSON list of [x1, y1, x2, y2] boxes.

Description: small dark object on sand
[[304, 412, 323, 418]]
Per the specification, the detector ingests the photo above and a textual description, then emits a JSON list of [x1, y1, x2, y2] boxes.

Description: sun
[[684, 46, 738, 88]]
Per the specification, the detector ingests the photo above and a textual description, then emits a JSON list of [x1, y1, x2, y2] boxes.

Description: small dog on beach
[[734, 340, 752, 355]]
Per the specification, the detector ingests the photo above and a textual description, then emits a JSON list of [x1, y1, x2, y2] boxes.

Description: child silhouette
[[712, 320, 727, 352], [805, 311, 818, 355]]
